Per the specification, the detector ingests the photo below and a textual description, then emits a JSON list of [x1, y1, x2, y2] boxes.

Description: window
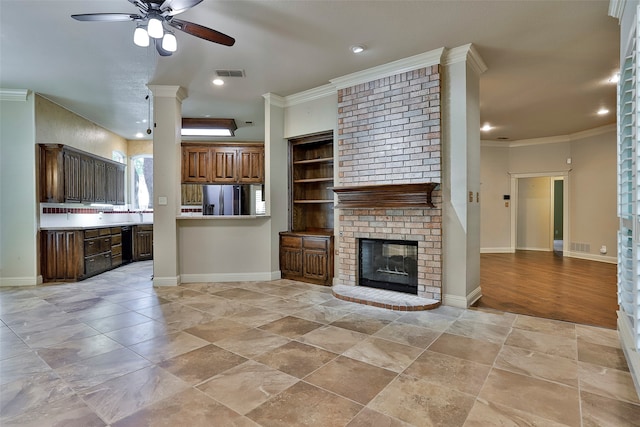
[[112, 150, 126, 164], [131, 155, 153, 209]]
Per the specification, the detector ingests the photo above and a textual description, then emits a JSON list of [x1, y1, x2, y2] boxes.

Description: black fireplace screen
[[359, 238, 418, 295]]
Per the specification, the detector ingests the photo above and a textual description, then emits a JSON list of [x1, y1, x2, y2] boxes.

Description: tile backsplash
[[40, 204, 153, 228]]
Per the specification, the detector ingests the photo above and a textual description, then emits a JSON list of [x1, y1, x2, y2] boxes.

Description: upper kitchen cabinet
[[181, 142, 264, 184], [39, 144, 125, 205]]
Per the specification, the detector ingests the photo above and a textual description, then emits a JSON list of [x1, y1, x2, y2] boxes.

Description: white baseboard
[[480, 247, 515, 254], [153, 275, 181, 286], [618, 312, 640, 400], [0, 275, 42, 287], [566, 251, 617, 264], [443, 286, 482, 308], [181, 271, 279, 283], [516, 247, 552, 252]]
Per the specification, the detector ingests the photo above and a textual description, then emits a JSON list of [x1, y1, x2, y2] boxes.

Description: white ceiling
[[0, 0, 620, 143]]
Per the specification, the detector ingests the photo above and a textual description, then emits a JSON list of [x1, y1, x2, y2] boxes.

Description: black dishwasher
[[121, 226, 133, 264]]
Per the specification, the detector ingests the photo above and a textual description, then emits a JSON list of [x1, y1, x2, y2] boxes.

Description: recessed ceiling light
[[481, 124, 493, 132], [212, 78, 224, 86], [135, 132, 144, 138], [609, 73, 620, 83], [597, 108, 609, 115], [351, 45, 365, 54]]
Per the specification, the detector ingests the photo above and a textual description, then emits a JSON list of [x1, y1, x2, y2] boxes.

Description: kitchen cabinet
[[40, 224, 151, 283], [110, 227, 122, 267], [41, 230, 84, 281], [279, 232, 333, 286], [93, 159, 107, 203], [181, 143, 264, 184], [133, 225, 153, 261], [39, 144, 125, 205], [84, 228, 112, 277], [237, 146, 264, 183], [182, 146, 211, 182], [63, 149, 82, 203], [181, 184, 203, 205]]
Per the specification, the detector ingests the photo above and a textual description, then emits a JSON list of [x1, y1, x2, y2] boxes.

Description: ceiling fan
[[71, 0, 235, 56]]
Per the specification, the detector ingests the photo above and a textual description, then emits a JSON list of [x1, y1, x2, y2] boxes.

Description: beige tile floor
[[1, 261, 639, 426]]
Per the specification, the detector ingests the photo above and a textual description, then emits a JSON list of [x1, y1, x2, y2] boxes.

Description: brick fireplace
[[334, 65, 442, 301]]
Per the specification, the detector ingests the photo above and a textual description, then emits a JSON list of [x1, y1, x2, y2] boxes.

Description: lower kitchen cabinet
[[133, 225, 153, 261], [279, 232, 333, 286], [41, 230, 84, 281], [40, 224, 152, 283]]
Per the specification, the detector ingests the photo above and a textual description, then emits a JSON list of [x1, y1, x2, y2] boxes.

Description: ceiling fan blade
[[71, 13, 140, 22], [161, 0, 203, 15], [155, 38, 173, 56], [168, 18, 235, 46]]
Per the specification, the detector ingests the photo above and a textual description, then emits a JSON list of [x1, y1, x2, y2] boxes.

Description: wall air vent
[[215, 69, 245, 78]]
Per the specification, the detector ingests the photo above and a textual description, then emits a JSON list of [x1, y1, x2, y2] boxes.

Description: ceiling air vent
[[215, 69, 245, 78]]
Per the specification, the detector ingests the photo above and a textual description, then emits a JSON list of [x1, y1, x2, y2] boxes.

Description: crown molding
[[262, 93, 286, 108], [609, 0, 626, 21], [148, 85, 188, 102], [330, 47, 445, 90], [0, 89, 30, 101], [481, 123, 616, 148], [284, 84, 336, 107], [442, 43, 488, 75]]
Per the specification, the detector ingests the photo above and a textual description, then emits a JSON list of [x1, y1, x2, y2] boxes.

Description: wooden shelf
[[293, 199, 334, 204], [293, 157, 334, 165], [294, 177, 334, 183]]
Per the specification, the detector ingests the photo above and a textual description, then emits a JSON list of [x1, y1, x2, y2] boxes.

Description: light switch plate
[[158, 196, 168, 205]]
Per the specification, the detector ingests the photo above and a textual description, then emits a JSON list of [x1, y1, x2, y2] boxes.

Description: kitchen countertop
[[176, 215, 269, 220], [40, 222, 153, 231]]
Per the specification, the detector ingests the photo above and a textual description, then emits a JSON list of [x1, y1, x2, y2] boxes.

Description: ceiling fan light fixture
[[162, 32, 177, 52], [147, 15, 164, 39], [133, 25, 150, 47]]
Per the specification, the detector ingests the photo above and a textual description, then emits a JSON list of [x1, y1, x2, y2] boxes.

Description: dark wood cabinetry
[[41, 224, 152, 283], [39, 144, 125, 205], [181, 184, 203, 205], [279, 131, 335, 286], [41, 230, 84, 281], [133, 225, 153, 261], [181, 143, 264, 184], [279, 232, 333, 286], [110, 227, 122, 267], [84, 228, 112, 277]]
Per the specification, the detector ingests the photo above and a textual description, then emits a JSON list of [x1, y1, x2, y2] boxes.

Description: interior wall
[[35, 95, 128, 158], [480, 145, 510, 251], [0, 90, 38, 285], [517, 176, 552, 251]]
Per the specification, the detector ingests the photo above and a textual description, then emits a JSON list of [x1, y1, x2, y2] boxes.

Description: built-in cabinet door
[[94, 160, 107, 203], [211, 148, 237, 182], [115, 165, 125, 205], [182, 147, 210, 183], [237, 147, 265, 183], [181, 184, 203, 205], [105, 163, 117, 204], [80, 156, 95, 203], [41, 230, 83, 281], [63, 150, 82, 203], [134, 225, 153, 261]]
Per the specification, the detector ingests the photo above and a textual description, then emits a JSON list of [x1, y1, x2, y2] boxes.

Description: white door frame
[[510, 171, 570, 254]]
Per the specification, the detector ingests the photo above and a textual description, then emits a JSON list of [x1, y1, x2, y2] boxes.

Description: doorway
[[510, 172, 569, 254]]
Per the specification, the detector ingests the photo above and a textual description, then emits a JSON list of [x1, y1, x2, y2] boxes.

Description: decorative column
[[148, 85, 187, 286], [441, 44, 487, 307]]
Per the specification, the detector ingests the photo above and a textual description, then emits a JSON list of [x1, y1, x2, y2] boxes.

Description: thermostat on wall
[[503, 195, 510, 200]]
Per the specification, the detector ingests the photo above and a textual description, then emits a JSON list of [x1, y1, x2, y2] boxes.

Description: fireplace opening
[[359, 238, 418, 295]]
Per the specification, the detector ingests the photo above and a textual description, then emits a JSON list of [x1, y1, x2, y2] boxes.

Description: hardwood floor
[[476, 251, 618, 329]]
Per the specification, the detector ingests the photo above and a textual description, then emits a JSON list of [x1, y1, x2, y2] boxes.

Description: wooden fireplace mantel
[[332, 183, 438, 208]]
